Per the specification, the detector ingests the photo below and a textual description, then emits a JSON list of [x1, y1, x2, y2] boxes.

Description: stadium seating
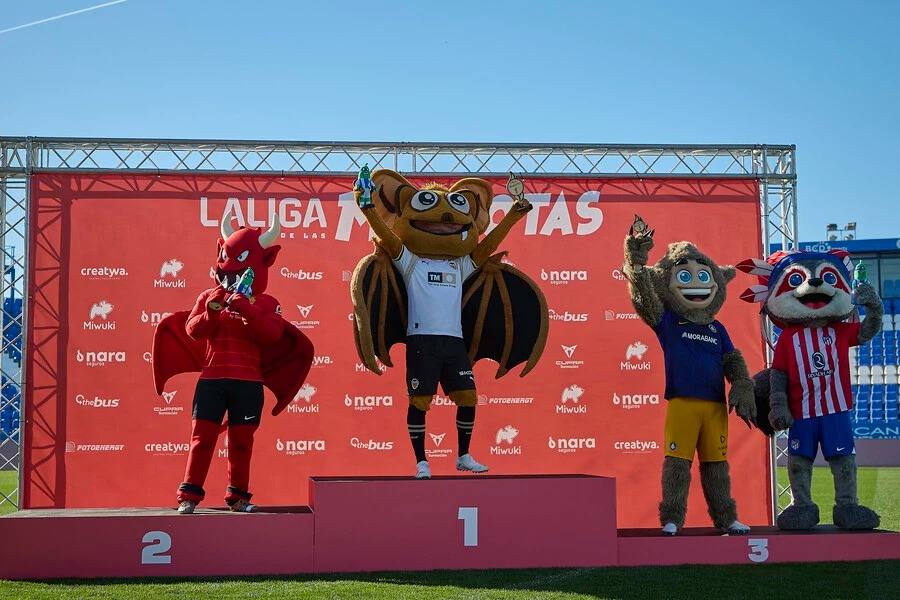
[[1, 294, 22, 443], [850, 301, 900, 437]]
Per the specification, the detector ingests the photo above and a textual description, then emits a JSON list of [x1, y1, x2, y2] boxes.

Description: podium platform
[[1, 474, 898, 580]]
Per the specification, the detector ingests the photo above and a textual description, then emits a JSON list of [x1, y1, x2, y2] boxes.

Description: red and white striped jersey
[[772, 322, 860, 419]]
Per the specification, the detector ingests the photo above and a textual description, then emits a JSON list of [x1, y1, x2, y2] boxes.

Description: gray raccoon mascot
[[738, 249, 882, 530]]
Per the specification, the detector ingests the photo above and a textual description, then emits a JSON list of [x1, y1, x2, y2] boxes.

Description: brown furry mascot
[[623, 218, 756, 535], [351, 170, 548, 479]]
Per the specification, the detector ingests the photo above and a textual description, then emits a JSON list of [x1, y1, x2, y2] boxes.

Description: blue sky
[[1, 0, 898, 240]]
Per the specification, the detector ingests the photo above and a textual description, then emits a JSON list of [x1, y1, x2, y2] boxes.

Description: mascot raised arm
[[152, 216, 314, 513], [738, 249, 882, 530], [623, 216, 756, 536], [351, 169, 548, 479]]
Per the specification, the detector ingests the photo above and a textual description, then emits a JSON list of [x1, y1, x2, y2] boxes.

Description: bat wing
[[151, 311, 206, 395], [351, 249, 408, 374], [262, 323, 315, 416], [462, 254, 549, 378]]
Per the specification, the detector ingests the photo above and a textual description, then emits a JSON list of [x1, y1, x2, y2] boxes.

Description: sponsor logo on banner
[[342, 270, 353, 281], [275, 437, 326, 456], [614, 439, 660, 454], [65, 441, 125, 453], [491, 425, 522, 456], [80, 266, 128, 280], [292, 305, 321, 330], [548, 309, 589, 323], [548, 436, 597, 454], [621, 341, 651, 372], [426, 431, 453, 460], [155, 259, 186, 288], [84, 301, 116, 331], [481, 394, 534, 406], [281, 268, 324, 281], [540, 269, 588, 286], [612, 392, 660, 409], [74, 393, 119, 408], [558, 385, 587, 414], [355, 359, 389, 373], [145, 441, 190, 456], [350, 437, 394, 451], [432, 394, 454, 407], [344, 393, 394, 411], [556, 344, 584, 369], [155, 390, 183, 416], [605, 309, 639, 321], [141, 311, 173, 327], [143, 352, 153, 364], [311, 355, 333, 368], [75, 349, 126, 368], [611, 269, 626, 281], [289, 384, 320, 414], [200, 197, 331, 240]]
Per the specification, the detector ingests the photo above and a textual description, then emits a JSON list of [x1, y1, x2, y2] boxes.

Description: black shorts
[[406, 335, 475, 396], [193, 378, 264, 426]]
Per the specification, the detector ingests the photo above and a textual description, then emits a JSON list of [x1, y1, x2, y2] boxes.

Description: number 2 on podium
[[458, 507, 478, 547]]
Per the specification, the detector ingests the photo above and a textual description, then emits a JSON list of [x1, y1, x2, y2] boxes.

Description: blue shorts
[[787, 412, 855, 460]]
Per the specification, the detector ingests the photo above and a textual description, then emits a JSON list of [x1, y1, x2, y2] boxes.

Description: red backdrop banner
[[25, 172, 769, 528]]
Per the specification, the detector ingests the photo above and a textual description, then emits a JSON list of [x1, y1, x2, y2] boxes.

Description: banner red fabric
[[25, 172, 769, 527]]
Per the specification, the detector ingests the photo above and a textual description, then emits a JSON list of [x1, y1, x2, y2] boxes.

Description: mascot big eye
[[738, 249, 883, 531], [152, 216, 313, 514], [623, 216, 756, 537], [350, 169, 548, 480]]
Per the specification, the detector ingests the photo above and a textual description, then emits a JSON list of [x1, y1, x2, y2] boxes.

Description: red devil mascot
[[152, 215, 313, 513]]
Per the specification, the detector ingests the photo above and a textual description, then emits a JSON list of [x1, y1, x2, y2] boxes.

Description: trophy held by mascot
[[350, 169, 548, 479], [739, 249, 882, 530], [624, 216, 756, 536], [152, 216, 314, 514]]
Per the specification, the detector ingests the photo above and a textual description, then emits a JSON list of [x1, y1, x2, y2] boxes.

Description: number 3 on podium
[[458, 507, 478, 547]]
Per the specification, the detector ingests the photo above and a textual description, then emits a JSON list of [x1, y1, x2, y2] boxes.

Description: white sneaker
[[177, 500, 196, 514], [662, 522, 678, 536], [456, 454, 489, 473], [415, 460, 431, 479], [723, 519, 750, 535]]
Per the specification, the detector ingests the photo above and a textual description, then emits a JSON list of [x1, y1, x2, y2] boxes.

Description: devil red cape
[[152, 218, 313, 416]]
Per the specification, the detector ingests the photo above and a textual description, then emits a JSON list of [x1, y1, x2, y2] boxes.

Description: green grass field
[[0, 468, 897, 599]]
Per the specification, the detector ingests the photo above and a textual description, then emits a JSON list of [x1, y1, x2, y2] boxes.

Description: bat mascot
[[623, 216, 756, 536], [351, 169, 548, 479], [152, 216, 314, 513], [739, 249, 882, 530]]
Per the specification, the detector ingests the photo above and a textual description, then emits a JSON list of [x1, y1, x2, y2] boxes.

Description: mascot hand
[[227, 294, 257, 318], [625, 234, 654, 267], [513, 198, 534, 213], [354, 188, 374, 210], [205, 286, 229, 313], [768, 392, 794, 431], [855, 282, 880, 307], [728, 379, 757, 427]]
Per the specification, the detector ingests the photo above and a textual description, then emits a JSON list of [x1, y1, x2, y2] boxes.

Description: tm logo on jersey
[[427, 272, 456, 285]]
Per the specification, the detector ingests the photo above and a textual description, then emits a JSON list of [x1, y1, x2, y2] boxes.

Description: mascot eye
[[677, 269, 692, 284], [823, 271, 838, 285], [788, 272, 805, 287], [447, 192, 470, 213], [411, 191, 439, 212], [237, 250, 250, 262], [220, 248, 228, 262], [697, 270, 711, 284]]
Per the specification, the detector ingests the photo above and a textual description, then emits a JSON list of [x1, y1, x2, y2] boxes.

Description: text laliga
[[199, 191, 604, 240]]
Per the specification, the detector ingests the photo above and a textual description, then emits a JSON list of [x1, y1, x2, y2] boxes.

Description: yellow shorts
[[664, 397, 728, 462]]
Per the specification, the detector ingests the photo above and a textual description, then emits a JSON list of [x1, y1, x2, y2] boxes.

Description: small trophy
[[506, 173, 531, 211], [851, 261, 867, 305], [354, 164, 377, 209], [232, 268, 255, 297], [630, 214, 654, 238]]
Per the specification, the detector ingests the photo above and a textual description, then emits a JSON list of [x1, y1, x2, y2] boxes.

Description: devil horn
[[221, 213, 236, 239], [259, 213, 281, 248]]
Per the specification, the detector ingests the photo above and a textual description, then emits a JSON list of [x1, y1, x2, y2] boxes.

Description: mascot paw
[[729, 381, 757, 424], [776, 504, 820, 530], [768, 402, 794, 431], [833, 504, 880, 530], [854, 282, 880, 306], [624, 234, 654, 267]]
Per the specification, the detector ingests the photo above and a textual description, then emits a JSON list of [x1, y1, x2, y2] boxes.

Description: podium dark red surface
[[0, 474, 897, 580]]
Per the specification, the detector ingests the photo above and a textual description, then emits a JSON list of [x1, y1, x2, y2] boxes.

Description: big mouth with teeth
[[215, 268, 247, 289], [411, 220, 471, 240], [679, 288, 713, 303], [796, 292, 833, 309]]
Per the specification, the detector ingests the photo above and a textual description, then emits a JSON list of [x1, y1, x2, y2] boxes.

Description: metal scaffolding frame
[[0, 136, 797, 517]]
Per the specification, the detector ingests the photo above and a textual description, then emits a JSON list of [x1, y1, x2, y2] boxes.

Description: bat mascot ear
[[449, 177, 493, 233], [372, 169, 417, 229], [721, 265, 737, 283]]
